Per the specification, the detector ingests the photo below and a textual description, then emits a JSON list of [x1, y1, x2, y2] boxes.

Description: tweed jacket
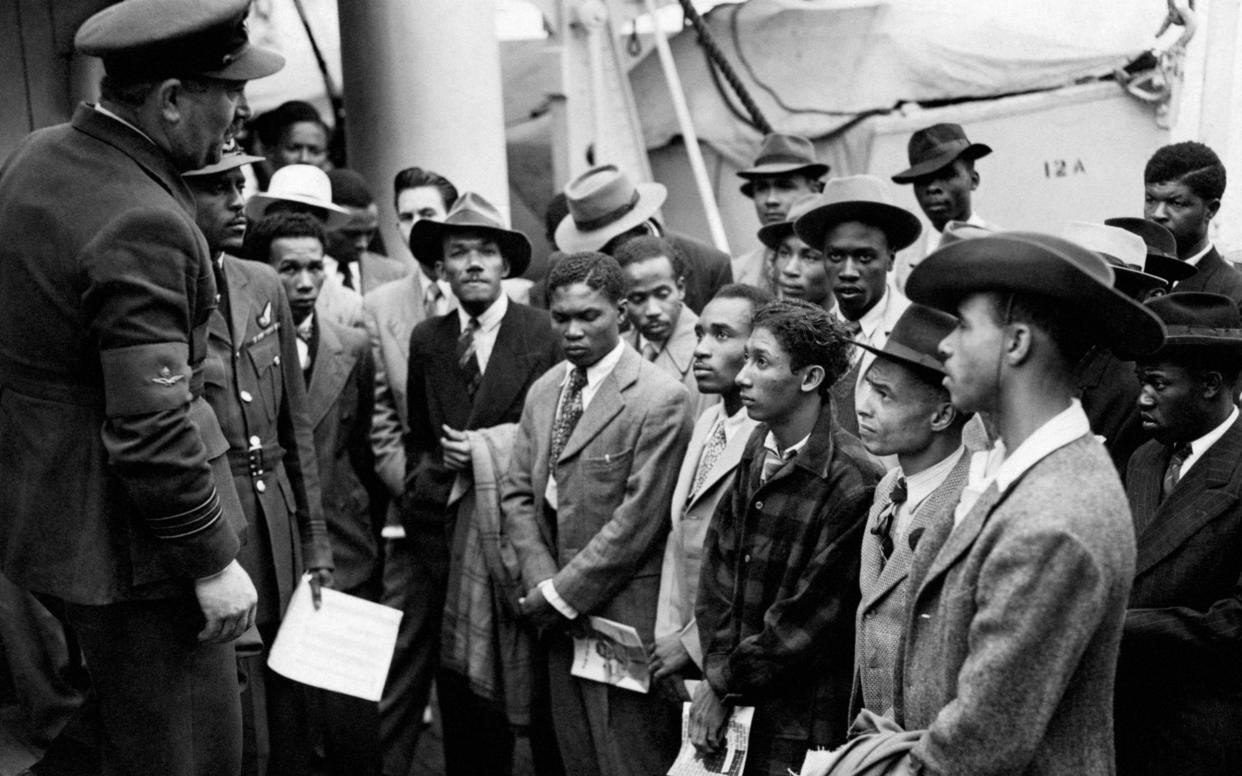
[[698, 405, 882, 752], [895, 434, 1135, 776], [1174, 247, 1242, 310], [306, 316, 384, 593], [1117, 415, 1242, 775], [0, 104, 244, 603], [625, 306, 717, 420], [853, 449, 970, 718], [205, 256, 332, 626], [502, 345, 692, 641], [655, 403, 759, 667]]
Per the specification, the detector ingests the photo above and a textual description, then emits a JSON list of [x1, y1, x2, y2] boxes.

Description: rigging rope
[[674, 0, 773, 134]]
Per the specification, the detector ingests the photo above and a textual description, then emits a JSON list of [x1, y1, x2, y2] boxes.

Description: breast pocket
[[245, 333, 283, 422], [580, 448, 634, 516]]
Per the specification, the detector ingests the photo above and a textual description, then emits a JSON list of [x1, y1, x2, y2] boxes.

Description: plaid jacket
[[697, 404, 882, 752]]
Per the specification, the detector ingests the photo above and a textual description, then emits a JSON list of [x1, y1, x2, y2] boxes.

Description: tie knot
[[842, 318, 862, 337], [465, 317, 480, 333], [1172, 443, 1193, 462], [890, 477, 908, 505], [569, 366, 588, 392]]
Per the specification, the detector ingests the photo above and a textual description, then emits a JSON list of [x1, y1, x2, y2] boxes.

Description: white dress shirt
[[1184, 242, 1214, 268], [1180, 406, 1239, 478], [893, 446, 964, 539], [455, 292, 507, 374]]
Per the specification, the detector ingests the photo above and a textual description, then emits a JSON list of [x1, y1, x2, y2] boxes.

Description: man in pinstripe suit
[[1120, 291, 1242, 776], [851, 304, 971, 718]]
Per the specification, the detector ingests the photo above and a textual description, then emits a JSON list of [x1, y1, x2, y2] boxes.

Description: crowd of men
[[1, 2, 1240, 776]]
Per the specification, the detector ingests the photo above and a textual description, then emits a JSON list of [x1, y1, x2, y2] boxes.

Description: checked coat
[[697, 404, 882, 775], [1117, 415, 1242, 775]]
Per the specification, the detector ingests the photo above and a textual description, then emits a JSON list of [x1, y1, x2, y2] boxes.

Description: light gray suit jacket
[[502, 345, 693, 641], [895, 434, 1135, 776]]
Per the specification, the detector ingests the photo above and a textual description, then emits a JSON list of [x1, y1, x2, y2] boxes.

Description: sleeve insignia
[[151, 366, 186, 387]]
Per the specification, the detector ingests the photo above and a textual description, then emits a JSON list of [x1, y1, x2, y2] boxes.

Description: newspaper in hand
[[667, 693, 754, 776], [571, 615, 651, 693]]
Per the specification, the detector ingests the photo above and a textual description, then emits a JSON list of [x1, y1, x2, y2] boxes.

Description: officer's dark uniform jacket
[[0, 105, 246, 603], [206, 254, 332, 626]]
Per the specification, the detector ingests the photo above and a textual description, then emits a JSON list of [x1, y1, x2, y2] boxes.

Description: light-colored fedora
[[555, 165, 667, 254], [245, 164, 351, 230], [793, 175, 923, 253], [1062, 221, 1168, 299]]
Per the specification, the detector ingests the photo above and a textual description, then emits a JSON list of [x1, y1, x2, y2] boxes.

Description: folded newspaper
[[666, 694, 754, 776], [571, 615, 651, 693]]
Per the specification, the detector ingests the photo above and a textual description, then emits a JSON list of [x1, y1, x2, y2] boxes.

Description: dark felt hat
[[1104, 217, 1196, 284], [793, 175, 922, 253], [75, 0, 284, 82], [858, 304, 958, 376], [737, 134, 829, 197], [1140, 292, 1242, 353], [906, 231, 1166, 357], [756, 193, 822, 250], [410, 192, 531, 277], [892, 123, 992, 183]]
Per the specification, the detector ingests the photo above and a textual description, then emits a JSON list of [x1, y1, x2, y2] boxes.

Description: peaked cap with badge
[[891, 123, 992, 183], [737, 133, 830, 197], [794, 174, 923, 253], [183, 139, 265, 177], [409, 191, 532, 277]]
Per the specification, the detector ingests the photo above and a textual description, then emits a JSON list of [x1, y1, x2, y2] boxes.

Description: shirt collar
[[901, 446, 966, 509], [763, 429, 811, 459], [1187, 406, 1239, 462], [857, 287, 891, 339], [457, 292, 507, 333], [993, 399, 1091, 494], [1185, 242, 1214, 267], [93, 103, 157, 147], [564, 339, 627, 388]]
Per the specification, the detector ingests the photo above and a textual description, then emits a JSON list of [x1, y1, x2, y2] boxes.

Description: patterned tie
[[872, 476, 907, 563], [641, 341, 660, 362], [1161, 443, 1193, 501], [457, 317, 482, 397], [549, 367, 589, 469], [689, 421, 728, 500]]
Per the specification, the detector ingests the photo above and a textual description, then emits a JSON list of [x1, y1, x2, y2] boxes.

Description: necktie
[[872, 476, 907, 563], [1161, 443, 1193, 500], [424, 281, 443, 316], [296, 316, 314, 373], [760, 444, 796, 485], [689, 421, 728, 500], [457, 317, 482, 397], [841, 318, 863, 338], [549, 368, 589, 469], [641, 341, 660, 362], [213, 259, 232, 337]]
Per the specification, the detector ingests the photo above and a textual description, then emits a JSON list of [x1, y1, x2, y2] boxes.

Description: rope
[[674, 0, 773, 134]]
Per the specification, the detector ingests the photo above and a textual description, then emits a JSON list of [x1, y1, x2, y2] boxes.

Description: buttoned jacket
[[1174, 247, 1242, 310]]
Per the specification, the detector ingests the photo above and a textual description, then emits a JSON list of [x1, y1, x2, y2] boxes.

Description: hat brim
[[555, 183, 667, 254], [794, 201, 922, 253], [245, 192, 352, 230], [857, 339, 947, 376], [184, 153, 265, 177], [1145, 253, 1197, 283], [201, 45, 285, 81], [757, 220, 795, 251], [409, 221, 532, 278], [891, 143, 992, 183], [906, 233, 1166, 357], [738, 163, 830, 197]]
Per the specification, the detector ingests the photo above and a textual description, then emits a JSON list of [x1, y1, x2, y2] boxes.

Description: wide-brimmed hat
[[245, 165, 351, 230], [793, 175, 922, 253], [555, 166, 667, 253], [756, 193, 822, 250], [1139, 292, 1242, 354], [183, 139, 264, 178], [75, 0, 284, 82], [906, 231, 1166, 356], [892, 123, 992, 183], [737, 134, 829, 197], [1061, 221, 1168, 299], [939, 219, 994, 247], [858, 304, 958, 376], [409, 192, 531, 277], [1104, 216, 1196, 284]]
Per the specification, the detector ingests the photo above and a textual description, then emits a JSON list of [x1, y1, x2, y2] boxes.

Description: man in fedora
[[734, 133, 828, 289], [759, 193, 835, 314], [1106, 216, 1198, 289], [1143, 141, 1242, 307], [556, 164, 733, 314], [0, 1, 283, 772], [1118, 292, 1242, 775], [852, 304, 972, 718], [891, 123, 996, 291], [897, 231, 1165, 774], [794, 174, 920, 437], [405, 192, 562, 776]]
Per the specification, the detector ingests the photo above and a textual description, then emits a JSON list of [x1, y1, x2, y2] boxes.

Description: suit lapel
[[1128, 443, 1165, 538], [468, 306, 531, 428], [917, 479, 1003, 595], [306, 321, 354, 428], [661, 309, 698, 380], [557, 349, 637, 462]]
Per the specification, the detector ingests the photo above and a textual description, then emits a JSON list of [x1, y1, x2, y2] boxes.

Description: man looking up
[[1143, 141, 1242, 307], [0, 2, 282, 772], [692, 299, 882, 776], [650, 284, 772, 697]]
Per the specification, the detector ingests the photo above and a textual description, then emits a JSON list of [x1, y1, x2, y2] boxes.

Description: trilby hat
[[1139, 292, 1242, 354], [555, 166, 667, 254], [793, 175, 922, 253], [1104, 216, 1196, 284], [858, 303, 958, 376], [756, 193, 822, 251], [1061, 221, 1169, 299], [891, 123, 992, 183], [737, 134, 829, 197], [410, 192, 531, 277], [905, 231, 1166, 356], [245, 164, 351, 230]]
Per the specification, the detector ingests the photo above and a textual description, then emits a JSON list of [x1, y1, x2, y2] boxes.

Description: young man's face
[[824, 221, 892, 321], [857, 357, 943, 457], [773, 234, 830, 307], [911, 158, 977, 231], [550, 282, 624, 368], [437, 231, 508, 315], [1144, 180, 1219, 257], [938, 292, 1004, 415], [335, 203, 379, 255], [273, 121, 329, 170], [271, 235, 326, 323], [692, 296, 754, 396], [749, 173, 817, 226], [736, 326, 816, 424], [396, 185, 450, 246], [1135, 360, 1211, 444], [187, 167, 248, 255], [622, 255, 684, 347]]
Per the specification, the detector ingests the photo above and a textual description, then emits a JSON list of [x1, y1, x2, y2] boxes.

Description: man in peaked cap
[[1118, 292, 1242, 776], [0, 1, 282, 774], [895, 232, 1164, 775], [734, 133, 828, 290]]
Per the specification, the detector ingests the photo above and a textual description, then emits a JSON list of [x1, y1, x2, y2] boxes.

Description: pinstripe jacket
[[1117, 414, 1242, 775]]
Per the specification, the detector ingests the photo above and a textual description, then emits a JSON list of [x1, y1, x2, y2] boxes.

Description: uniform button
[[249, 435, 261, 447], [240, 390, 253, 403], [743, 553, 751, 564], [256, 479, 267, 493], [755, 500, 763, 510], [273, 355, 281, 365]]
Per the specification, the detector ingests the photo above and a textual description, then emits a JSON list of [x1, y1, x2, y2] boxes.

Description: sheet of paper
[[267, 575, 402, 701], [667, 703, 754, 776], [571, 615, 650, 693]]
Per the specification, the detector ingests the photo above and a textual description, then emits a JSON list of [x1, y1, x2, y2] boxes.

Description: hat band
[[573, 191, 641, 232], [1164, 324, 1242, 339], [753, 152, 814, 167]]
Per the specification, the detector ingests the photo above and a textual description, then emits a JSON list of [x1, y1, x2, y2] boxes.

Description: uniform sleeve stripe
[[148, 489, 221, 539]]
